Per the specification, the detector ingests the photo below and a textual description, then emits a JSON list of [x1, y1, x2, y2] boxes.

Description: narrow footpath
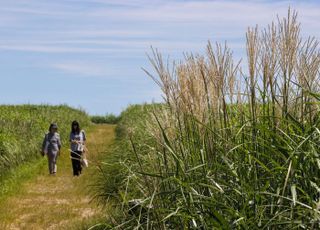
[[0, 124, 115, 230]]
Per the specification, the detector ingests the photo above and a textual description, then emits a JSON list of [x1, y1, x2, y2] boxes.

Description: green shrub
[[91, 114, 120, 124]]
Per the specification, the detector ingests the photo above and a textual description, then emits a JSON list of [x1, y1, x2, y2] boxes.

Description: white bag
[[76, 131, 85, 151], [81, 157, 88, 167], [77, 143, 84, 152]]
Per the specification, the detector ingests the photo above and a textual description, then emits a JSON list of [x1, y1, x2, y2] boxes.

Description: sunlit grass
[[0, 124, 116, 229], [0, 104, 91, 179], [95, 9, 320, 229]]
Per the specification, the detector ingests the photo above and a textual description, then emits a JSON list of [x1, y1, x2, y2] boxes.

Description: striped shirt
[[69, 130, 86, 152]]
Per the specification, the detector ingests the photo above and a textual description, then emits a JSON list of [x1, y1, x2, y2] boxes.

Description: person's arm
[[41, 134, 47, 155], [57, 134, 62, 150], [70, 132, 75, 143], [82, 130, 87, 154], [82, 130, 86, 144]]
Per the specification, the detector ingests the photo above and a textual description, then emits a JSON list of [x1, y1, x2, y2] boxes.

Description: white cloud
[[0, 44, 92, 53], [0, 1, 319, 75], [0, 39, 207, 55], [50, 60, 142, 78], [0, 0, 319, 114], [0, 0, 318, 56], [89, 0, 317, 26], [51, 62, 109, 77]]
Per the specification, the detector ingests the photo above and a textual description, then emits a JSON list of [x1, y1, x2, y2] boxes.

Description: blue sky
[[0, 0, 319, 115]]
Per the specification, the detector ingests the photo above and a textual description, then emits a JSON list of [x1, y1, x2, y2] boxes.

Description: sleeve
[[82, 130, 86, 142], [42, 134, 47, 152], [69, 132, 73, 142], [57, 134, 62, 150]]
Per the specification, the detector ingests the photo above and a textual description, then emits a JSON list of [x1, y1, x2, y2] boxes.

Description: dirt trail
[[0, 124, 115, 230]]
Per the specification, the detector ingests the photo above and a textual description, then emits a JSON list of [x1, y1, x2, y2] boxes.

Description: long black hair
[[71, 120, 80, 134]]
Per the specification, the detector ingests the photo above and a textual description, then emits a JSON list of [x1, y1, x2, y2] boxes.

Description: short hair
[[49, 123, 58, 131]]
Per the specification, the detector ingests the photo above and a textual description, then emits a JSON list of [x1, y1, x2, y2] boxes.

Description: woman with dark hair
[[41, 123, 61, 175], [69, 120, 86, 176]]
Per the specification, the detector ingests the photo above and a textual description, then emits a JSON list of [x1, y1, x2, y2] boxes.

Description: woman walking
[[42, 123, 61, 175], [70, 120, 86, 176]]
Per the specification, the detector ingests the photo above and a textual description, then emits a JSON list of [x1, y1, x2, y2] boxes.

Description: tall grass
[[93, 104, 160, 204], [96, 10, 320, 229], [0, 104, 91, 182]]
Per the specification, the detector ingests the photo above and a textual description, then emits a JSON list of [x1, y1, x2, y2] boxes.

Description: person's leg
[[76, 151, 83, 175], [47, 155, 52, 174], [72, 159, 78, 176], [52, 152, 57, 174], [47, 153, 55, 174], [71, 152, 80, 176], [71, 152, 78, 176]]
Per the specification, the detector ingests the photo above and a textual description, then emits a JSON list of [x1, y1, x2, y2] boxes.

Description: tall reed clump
[[0, 104, 91, 179], [97, 9, 320, 229]]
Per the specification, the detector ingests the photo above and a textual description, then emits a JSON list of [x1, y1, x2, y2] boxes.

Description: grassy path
[[0, 124, 115, 230]]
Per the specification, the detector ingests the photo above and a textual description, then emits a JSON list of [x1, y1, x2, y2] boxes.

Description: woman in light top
[[42, 123, 61, 175], [69, 120, 86, 176]]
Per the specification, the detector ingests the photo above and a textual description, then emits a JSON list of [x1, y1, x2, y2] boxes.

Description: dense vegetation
[[95, 10, 320, 229], [0, 104, 91, 180], [91, 113, 120, 124]]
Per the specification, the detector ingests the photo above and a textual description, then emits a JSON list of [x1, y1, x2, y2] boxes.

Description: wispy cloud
[[0, 0, 318, 56], [0, 44, 143, 55], [0, 39, 206, 54], [0, 0, 319, 114], [1, 0, 318, 77], [51, 62, 109, 77]]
